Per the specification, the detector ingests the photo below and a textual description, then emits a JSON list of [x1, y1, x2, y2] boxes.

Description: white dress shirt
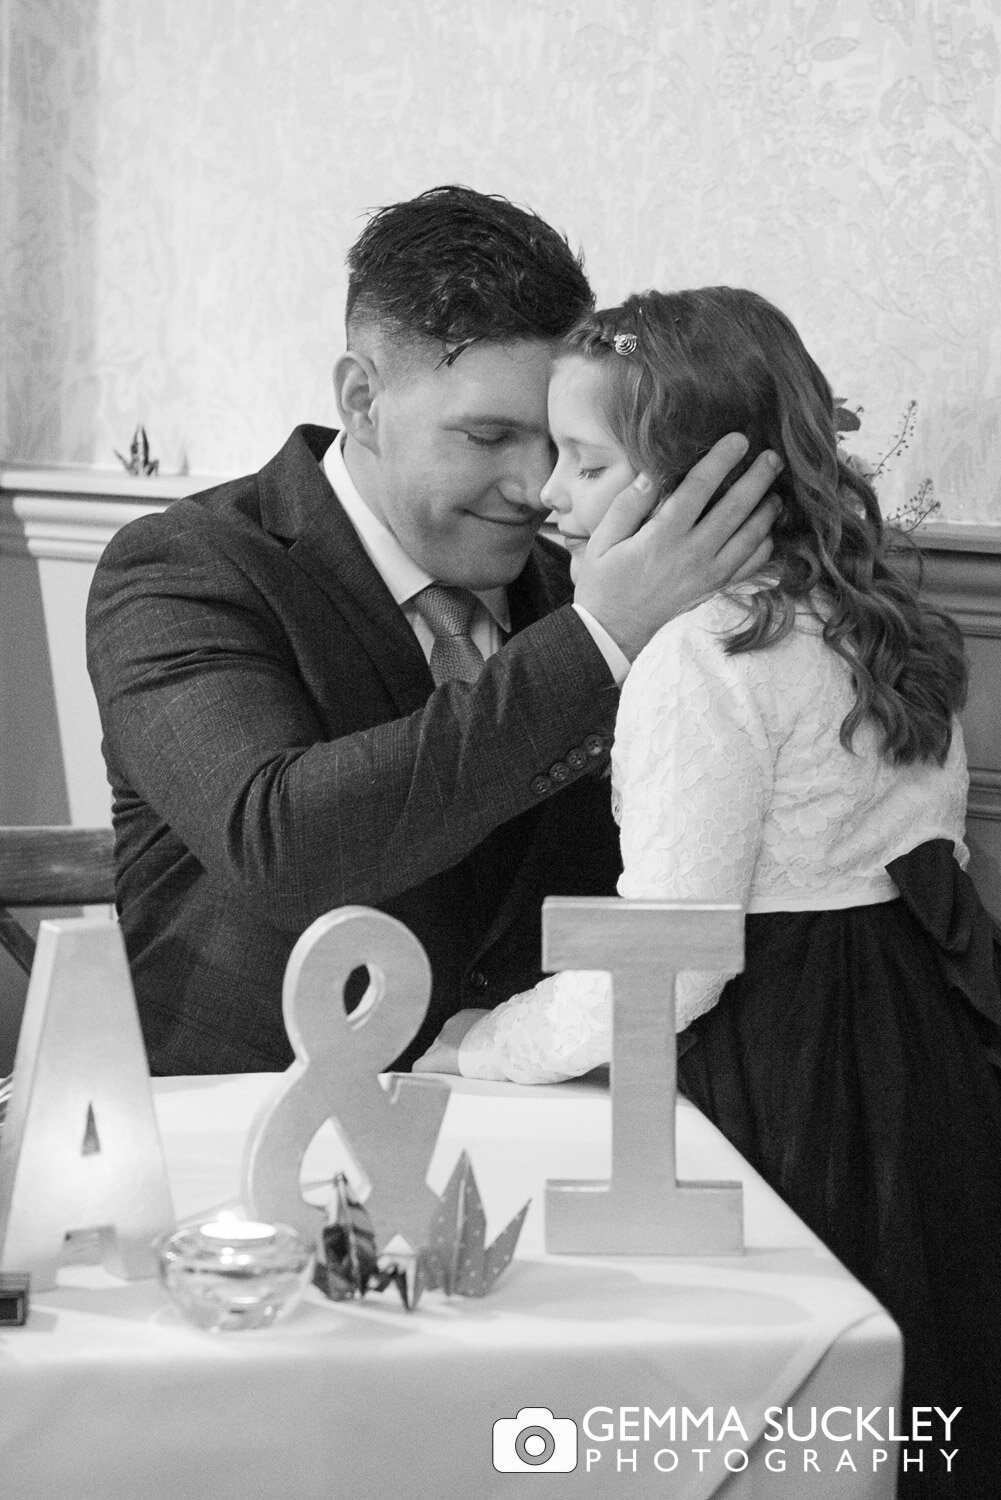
[[322, 432, 628, 681]]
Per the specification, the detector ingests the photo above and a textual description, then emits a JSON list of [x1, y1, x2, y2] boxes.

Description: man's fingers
[[730, 533, 775, 584], [572, 435, 783, 661], [641, 432, 754, 536], [712, 498, 779, 585], [585, 473, 656, 554], [689, 448, 782, 553], [588, 436, 779, 559]]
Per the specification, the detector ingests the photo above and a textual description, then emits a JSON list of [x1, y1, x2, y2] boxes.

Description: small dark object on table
[[0, 1272, 30, 1326]]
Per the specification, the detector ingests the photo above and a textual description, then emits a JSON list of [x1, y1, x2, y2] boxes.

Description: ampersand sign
[[242, 907, 450, 1252]]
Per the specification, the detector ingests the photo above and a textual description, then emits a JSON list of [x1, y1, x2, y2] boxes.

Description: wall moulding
[[967, 774, 1001, 823], [0, 467, 223, 563], [910, 524, 1001, 639], [903, 528, 1001, 904], [906, 527, 1001, 829]]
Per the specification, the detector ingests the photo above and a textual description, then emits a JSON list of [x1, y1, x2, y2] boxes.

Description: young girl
[[417, 287, 1001, 1498]]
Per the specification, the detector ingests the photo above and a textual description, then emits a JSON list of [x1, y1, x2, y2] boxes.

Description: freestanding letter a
[[0, 918, 174, 1289]]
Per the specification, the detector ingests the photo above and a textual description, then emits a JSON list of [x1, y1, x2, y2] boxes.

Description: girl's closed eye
[[579, 466, 606, 480]]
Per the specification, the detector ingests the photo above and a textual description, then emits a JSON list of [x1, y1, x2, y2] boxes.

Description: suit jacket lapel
[[257, 427, 575, 714], [259, 425, 432, 716], [506, 535, 575, 636]]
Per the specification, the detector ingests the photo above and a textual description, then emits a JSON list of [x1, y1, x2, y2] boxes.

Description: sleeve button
[[549, 760, 570, 783], [530, 774, 552, 796], [467, 968, 488, 992], [567, 747, 588, 770], [584, 733, 608, 757]]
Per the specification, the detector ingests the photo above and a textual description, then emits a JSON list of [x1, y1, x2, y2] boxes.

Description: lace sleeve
[[614, 604, 774, 1026], [458, 969, 612, 1084], [457, 603, 776, 1085]]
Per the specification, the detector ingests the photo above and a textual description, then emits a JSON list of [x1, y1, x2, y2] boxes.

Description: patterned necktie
[[413, 584, 486, 686]]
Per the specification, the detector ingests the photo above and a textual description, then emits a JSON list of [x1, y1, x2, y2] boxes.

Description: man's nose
[[499, 440, 559, 512]]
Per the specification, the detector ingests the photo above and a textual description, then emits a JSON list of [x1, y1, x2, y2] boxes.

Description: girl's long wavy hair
[[562, 287, 966, 766]]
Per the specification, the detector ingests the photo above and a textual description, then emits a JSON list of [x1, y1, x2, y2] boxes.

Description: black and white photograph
[[1, 4, 1000, 1496]]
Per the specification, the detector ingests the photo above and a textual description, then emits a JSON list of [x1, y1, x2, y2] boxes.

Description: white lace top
[[458, 590, 969, 1085]]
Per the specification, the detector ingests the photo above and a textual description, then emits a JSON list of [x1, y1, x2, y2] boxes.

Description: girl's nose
[[540, 468, 566, 512]]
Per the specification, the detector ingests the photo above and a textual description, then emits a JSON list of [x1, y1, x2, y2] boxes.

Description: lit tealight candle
[[200, 1212, 276, 1242], [158, 1212, 313, 1330]]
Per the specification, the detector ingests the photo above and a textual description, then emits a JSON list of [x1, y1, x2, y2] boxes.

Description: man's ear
[[333, 351, 381, 454]]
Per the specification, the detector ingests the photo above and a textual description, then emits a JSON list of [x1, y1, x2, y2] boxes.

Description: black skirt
[[677, 839, 1001, 1500]]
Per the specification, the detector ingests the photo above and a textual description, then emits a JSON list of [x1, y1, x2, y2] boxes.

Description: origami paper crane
[[425, 1151, 528, 1296], [314, 1157, 529, 1311]]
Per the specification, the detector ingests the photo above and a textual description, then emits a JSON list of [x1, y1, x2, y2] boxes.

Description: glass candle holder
[[157, 1215, 314, 1332]]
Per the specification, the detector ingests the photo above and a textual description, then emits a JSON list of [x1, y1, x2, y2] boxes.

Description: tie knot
[[415, 584, 479, 639]]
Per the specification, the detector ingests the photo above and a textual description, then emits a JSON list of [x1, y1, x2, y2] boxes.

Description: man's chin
[[458, 543, 541, 592]]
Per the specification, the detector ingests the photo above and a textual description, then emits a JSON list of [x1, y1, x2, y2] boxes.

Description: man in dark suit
[[86, 186, 777, 1076]]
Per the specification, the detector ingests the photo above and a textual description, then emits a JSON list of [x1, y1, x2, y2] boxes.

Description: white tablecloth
[[0, 1073, 901, 1499]]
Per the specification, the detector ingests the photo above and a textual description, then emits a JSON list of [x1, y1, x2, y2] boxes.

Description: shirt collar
[[322, 432, 509, 629]]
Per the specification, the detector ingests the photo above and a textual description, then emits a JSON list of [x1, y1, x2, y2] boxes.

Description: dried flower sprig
[[115, 425, 160, 477], [884, 477, 939, 531], [834, 397, 939, 532], [869, 399, 916, 481]]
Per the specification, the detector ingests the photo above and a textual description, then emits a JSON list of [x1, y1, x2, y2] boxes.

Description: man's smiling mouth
[[473, 513, 540, 528]]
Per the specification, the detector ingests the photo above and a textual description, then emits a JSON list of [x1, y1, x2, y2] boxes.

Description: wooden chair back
[[0, 826, 116, 975]]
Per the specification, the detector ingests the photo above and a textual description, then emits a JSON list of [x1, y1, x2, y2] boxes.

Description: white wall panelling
[[0, 467, 208, 1068], [0, 468, 208, 826]]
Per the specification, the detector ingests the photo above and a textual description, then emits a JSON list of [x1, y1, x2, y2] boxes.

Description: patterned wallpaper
[[2, 0, 1001, 521]]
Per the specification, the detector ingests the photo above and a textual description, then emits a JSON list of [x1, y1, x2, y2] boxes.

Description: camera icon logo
[[492, 1407, 578, 1473]]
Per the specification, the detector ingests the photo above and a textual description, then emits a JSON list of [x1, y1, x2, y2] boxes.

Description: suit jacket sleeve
[[86, 508, 618, 932]]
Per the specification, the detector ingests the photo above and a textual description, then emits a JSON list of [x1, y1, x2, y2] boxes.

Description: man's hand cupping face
[[573, 435, 782, 663]]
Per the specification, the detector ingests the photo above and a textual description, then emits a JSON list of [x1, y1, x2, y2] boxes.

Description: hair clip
[[612, 332, 637, 356]]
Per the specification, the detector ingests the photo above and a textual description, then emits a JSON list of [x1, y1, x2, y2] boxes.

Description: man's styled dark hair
[[345, 185, 593, 361]]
